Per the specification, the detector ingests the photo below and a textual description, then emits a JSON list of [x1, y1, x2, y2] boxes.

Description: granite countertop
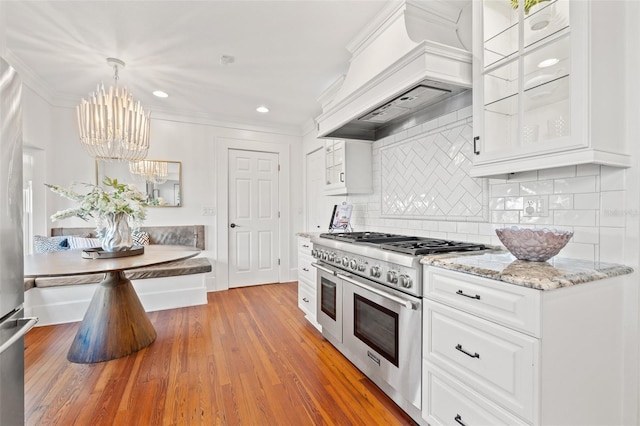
[[421, 250, 634, 290], [296, 231, 321, 239]]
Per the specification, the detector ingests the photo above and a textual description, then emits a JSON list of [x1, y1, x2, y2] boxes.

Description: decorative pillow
[[67, 236, 101, 249], [33, 235, 69, 253], [132, 230, 150, 246]]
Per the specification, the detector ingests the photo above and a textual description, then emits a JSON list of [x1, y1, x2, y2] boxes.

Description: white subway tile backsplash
[[520, 180, 554, 195], [574, 193, 600, 210], [601, 166, 625, 191], [519, 215, 554, 225], [572, 226, 599, 244], [457, 222, 479, 234], [478, 223, 497, 236], [348, 106, 626, 265], [548, 194, 573, 210], [504, 196, 524, 210], [600, 227, 626, 263], [489, 197, 505, 210], [560, 242, 595, 262], [554, 176, 597, 194], [491, 210, 520, 223], [600, 191, 626, 227], [492, 182, 520, 197], [554, 210, 597, 227], [438, 222, 457, 233]]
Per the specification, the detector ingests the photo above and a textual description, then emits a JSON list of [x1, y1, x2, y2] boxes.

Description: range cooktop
[[319, 232, 418, 244], [380, 238, 486, 255]]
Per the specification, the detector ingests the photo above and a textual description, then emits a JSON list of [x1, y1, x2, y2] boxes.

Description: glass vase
[[101, 212, 133, 252]]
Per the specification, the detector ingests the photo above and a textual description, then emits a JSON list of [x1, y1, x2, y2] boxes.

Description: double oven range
[[310, 232, 484, 422]]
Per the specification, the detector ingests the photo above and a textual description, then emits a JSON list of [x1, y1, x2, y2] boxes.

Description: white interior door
[[228, 149, 279, 287]]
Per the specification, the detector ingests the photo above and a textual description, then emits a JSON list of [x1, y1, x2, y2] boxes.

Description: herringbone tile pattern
[[381, 122, 485, 219]]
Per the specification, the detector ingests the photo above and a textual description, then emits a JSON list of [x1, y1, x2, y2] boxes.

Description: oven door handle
[[311, 262, 336, 275], [337, 273, 417, 310]]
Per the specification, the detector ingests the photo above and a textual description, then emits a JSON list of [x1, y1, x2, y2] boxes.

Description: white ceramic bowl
[[495, 227, 573, 262]]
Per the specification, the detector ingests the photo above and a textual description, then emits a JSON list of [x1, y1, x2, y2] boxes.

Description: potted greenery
[[510, 0, 550, 15]]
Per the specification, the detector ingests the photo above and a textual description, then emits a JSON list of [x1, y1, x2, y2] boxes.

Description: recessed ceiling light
[[153, 90, 168, 98], [256, 106, 269, 113], [538, 58, 559, 68]]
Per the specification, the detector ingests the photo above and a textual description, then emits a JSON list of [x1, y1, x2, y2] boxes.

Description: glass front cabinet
[[324, 139, 372, 196], [470, 0, 631, 177]]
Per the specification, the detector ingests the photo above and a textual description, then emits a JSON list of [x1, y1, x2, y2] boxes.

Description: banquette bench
[[24, 225, 212, 326]]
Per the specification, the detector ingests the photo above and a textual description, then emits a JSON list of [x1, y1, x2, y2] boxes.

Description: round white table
[[25, 245, 201, 363]]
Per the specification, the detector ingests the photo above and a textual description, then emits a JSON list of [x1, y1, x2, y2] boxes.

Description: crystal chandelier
[[129, 159, 169, 185], [76, 58, 150, 161]]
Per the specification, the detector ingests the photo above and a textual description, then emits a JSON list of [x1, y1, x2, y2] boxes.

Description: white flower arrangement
[[46, 177, 148, 230]]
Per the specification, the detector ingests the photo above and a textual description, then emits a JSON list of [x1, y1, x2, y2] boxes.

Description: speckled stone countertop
[[421, 251, 634, 291], [296, 232, 321, 239]]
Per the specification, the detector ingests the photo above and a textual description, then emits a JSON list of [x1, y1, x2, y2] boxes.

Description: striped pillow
[[67, 236, 101, 249]]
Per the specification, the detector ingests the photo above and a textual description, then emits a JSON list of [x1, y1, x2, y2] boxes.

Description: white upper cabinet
[[470, 0, 632, 177], [324, 139, 372, 196]]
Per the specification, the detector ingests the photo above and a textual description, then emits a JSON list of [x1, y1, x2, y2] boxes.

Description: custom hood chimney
[[316, 0, 472, 141]]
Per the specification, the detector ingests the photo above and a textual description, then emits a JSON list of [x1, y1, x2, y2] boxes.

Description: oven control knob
[[399, 274, 413, 288], [342, 257, 349, 267], [311, 249, 318, 258], [370, 265, 381, 278], [357, 263, 366, 272], [349, 259, 358, 270], [321, 251, 328, 260], [327, 252, 336, 262], [387, 270, 398, 284]]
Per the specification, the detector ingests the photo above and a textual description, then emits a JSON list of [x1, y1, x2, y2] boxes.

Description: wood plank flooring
[[24, 282, 416, 425]]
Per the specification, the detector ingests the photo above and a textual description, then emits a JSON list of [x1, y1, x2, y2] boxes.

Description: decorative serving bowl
[[495, 227, 573, 262]]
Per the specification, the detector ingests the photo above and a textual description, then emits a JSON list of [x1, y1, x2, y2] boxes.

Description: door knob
[[230, 223, 237, 228]]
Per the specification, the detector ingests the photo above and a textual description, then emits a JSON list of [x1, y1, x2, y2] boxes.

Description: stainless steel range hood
[[316, 0, 472, 141]]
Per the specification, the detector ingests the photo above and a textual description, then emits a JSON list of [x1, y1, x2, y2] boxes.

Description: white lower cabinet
[[423, 265, 627, 425], [423, 361, 528, 426], [297, 237, 320, 330]]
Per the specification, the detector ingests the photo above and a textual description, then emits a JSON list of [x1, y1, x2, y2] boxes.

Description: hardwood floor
[[24, 282, 416, 425]]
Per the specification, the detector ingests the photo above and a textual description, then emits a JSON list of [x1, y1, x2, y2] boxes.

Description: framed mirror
[[96, 159, 182, 207]]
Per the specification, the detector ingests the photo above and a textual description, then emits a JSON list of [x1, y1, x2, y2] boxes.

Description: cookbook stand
[[328, 203, 353, 233]]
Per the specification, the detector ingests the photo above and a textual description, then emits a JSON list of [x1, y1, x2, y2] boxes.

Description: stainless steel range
[[310, 231, 484, 424]]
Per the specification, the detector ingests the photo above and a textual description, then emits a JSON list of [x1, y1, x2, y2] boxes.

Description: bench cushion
[[33, 257, 212, 289]]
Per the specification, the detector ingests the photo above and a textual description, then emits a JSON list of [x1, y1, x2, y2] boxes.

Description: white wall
[[22, 99, 303, 292]]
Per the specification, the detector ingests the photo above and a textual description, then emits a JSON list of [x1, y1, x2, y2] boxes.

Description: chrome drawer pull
[[454, 414, 467, 426], [456, 289, 480, 300], [455, 344, 480, 359], [302, 244, 310, 248], [302, 268, 309, 272]]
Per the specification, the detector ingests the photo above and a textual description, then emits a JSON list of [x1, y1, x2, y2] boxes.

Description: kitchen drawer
[[424, 301, 538, 422], [298, 281, 316, 318], [423, 361, 530, 426], [424, 267, 541, 337], [297, 237, 313, 254], [298, 254, 316, 284]]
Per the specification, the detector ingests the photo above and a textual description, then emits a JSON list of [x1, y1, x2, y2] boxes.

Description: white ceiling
[[4, 0, 393, 133]]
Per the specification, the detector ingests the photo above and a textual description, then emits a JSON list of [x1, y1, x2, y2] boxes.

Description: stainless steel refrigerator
[[0, 57, 38, 425]]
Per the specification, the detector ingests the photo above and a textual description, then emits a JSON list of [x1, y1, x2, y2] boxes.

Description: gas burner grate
[[380, 238, 485, 255], [319, 232, 417, 244]]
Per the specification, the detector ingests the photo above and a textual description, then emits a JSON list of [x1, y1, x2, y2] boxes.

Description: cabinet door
[[474, 0, 577, 164], [324, 140, 345, 192]]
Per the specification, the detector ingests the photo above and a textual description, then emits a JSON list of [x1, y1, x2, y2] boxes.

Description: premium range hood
[[316, 0, 472, 141]]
